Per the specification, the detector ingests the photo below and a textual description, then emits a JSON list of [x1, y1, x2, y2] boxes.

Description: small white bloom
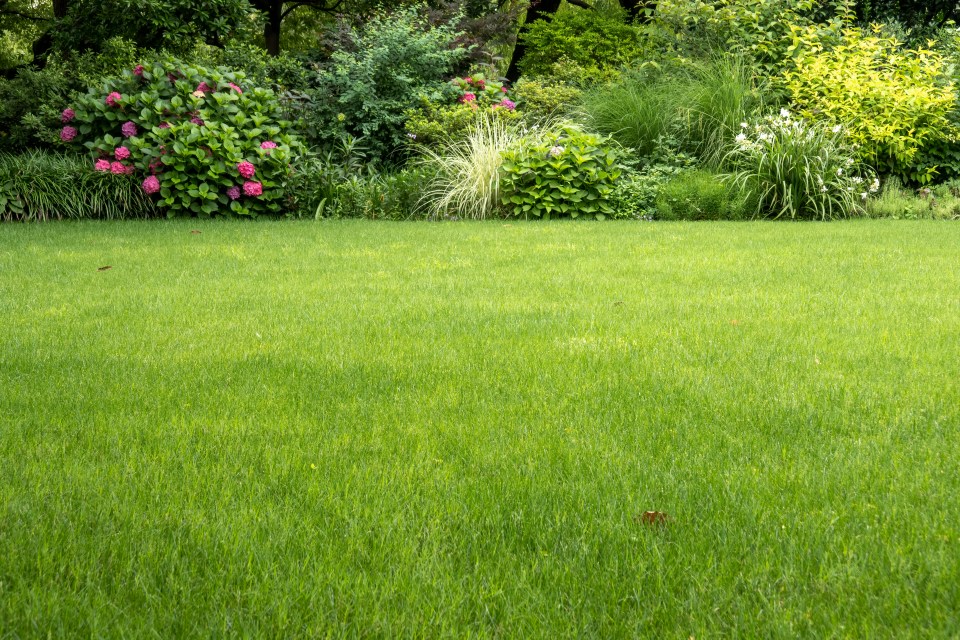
[[832, 125, 843, 134], [845, 158, 854, 167], [821, 186, 828, 192], [740, 122, 749, 129], [852, 176, 863, 184], [861, 192, 869, 200], [548, 145, 564, 158], [780, 108, 791, 118], [870, 178, 880, 193], [735, 133, 748, 144], [837, 168, 843, 176]]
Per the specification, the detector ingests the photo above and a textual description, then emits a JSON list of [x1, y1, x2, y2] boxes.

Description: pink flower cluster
[[142, 176, 161, 194], [61, 108, 75, 123], [114, 146, 131, 160], [495, 98, 516, 111], [227, 82, 243, 94], [110, 161, 133, 175], [133, 65, 145, 77], [94, 159, 111, 172], [121, 121, 138, 138], [226, 186, 241, 200], [237, 161, 256, 179], [60, 126, 77, 142], [105, 92, 123, 108], [190, 116, 204, 126], [243, 181, 263, 197], [260, 141, 277, 150], [460, 93, 476, 104], [196, 82, 213, 93]]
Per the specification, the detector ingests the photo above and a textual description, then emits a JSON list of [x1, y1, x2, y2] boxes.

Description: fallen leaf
[[637, 510, 671, 526], [97, 266, 112, 271], [190, 230, 202, 234], [730, 319, 740, 326], [613, 301, 624, 306]]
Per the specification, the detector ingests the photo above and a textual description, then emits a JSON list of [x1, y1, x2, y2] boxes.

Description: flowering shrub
[[64, 57, 302, 217], [723, 111, 878, 220], [449, 74, 516, 111], [499, 125, 623, 220]]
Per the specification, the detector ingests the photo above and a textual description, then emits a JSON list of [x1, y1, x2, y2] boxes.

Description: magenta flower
[[242, 181, 263, 197], [460, 93, 476, 103], [142, 176, 161, 194], [260, 141, 277, 150], [190, 116, 204, 126], [196, 81, 213, 93], [501, 86, 509, 93], [237, 161, 256, 179], [94, 159, 111, 172], [105, 92, 122, 107], [226, 186, 241, 200], [60, 126, 77, 142], [114, 146, 131, 160], [61, 108, 75, 123], [110, 161, 127, 175], [121, 121, 138, 138], [133, 65, 144, 77], [465, 77, 473, 83], [227, 82, 243, 94], [158, 122, 170, 129], [498, 98, 516, 111]]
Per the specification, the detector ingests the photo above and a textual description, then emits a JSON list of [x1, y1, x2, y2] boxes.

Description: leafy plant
[[511, 76, 582, 123], [866, 177, 960, 219], [404, 98, 520, 148], [500, 124, 623, 220], [303, 6, 467, 166], [518, 6, 644, 79], [783, 24, 957, 184], [0, 150, 156, 221], [417, 115, 522, 220], [723, 110, 877, 220], [656, 170, 749, 220], [65, 57, 303, 217]]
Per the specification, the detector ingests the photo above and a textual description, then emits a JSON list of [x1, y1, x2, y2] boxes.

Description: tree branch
[[0, 8, 50, 21]]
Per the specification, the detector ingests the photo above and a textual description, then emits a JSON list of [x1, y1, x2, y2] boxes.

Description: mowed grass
[[1, 220, 959, 637]]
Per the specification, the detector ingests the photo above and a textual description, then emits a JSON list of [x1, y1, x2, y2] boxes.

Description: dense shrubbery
[[65, 58, 302, 217], [4, 0, 960, 222]]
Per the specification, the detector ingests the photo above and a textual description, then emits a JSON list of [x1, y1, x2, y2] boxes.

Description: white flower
[[852, 176, 863, 184], [780, 108, 791, 118], [861, 192, 869, 200], [821, 186, 828, 192], [869, 178, 880, 193], [832, 125, 843, 134], [836, 168, 843, 176], [548, 145, 564, 158], [735, 133, 748, 144], [740, 122, 748, 129], [845, 158, 854, 167]]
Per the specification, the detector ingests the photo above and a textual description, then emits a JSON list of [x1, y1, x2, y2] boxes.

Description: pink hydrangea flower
[[460, 93, 476, 103], [260, 141, 278, 150], [114, 146, 131, 160], [94, 159, 111, 172], [227, 82, 243, 94], [226, 186, 241, 200], [61, 108, 75, 123], [237, 161, 256, 179], [142, 176, 160, 194], [465, 77, 473, 83], [242, 181, 263, 197], [105, 92, 122, 107], [133, 65, 144, 77], [121, 121, 138, 138], [501, 86, 509, 93], [498, 98, 516, 111], [196, 81, 213, 93], [190, 116, 204, 126], [110, 161, 127, 175], [60, 126, 77, 142]]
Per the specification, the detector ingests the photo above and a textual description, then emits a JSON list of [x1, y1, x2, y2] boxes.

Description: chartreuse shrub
[[723, 110, 877, 220], [500, 125, 624, 220], [783, 25, 957, 184], [518, 6, 644, 79], [64, 57, 303, 217], [0, 151, 155, 221]]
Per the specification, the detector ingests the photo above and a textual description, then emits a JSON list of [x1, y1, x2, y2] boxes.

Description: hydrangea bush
[[63, 57, 303, 217]]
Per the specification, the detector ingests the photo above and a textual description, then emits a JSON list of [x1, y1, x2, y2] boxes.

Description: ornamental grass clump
[[723, 110, 878, 220], [63, 57, 302, 217], [416, 115, 523, 220]]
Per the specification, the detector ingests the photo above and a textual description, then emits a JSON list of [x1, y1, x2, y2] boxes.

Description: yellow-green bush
[[783, 25, 957, 184]]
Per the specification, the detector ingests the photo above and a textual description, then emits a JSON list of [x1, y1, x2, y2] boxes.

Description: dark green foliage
[[856, 0, 960, 37], [500, 125, 623, 220], [518, 6, 644, 78], [655, 170, 749, 220], [0, 151, 156, 220], [302, 6, 467, 166], [52, 0, 253, 53]]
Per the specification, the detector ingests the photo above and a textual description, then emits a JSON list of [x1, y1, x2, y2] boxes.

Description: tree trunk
[[263, 0, 283, 56], [505, 0, 562, 83], [52, 0, 69, 18]]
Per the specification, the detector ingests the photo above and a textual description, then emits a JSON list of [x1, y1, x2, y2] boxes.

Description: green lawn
[[1, 220, 958, 637]]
